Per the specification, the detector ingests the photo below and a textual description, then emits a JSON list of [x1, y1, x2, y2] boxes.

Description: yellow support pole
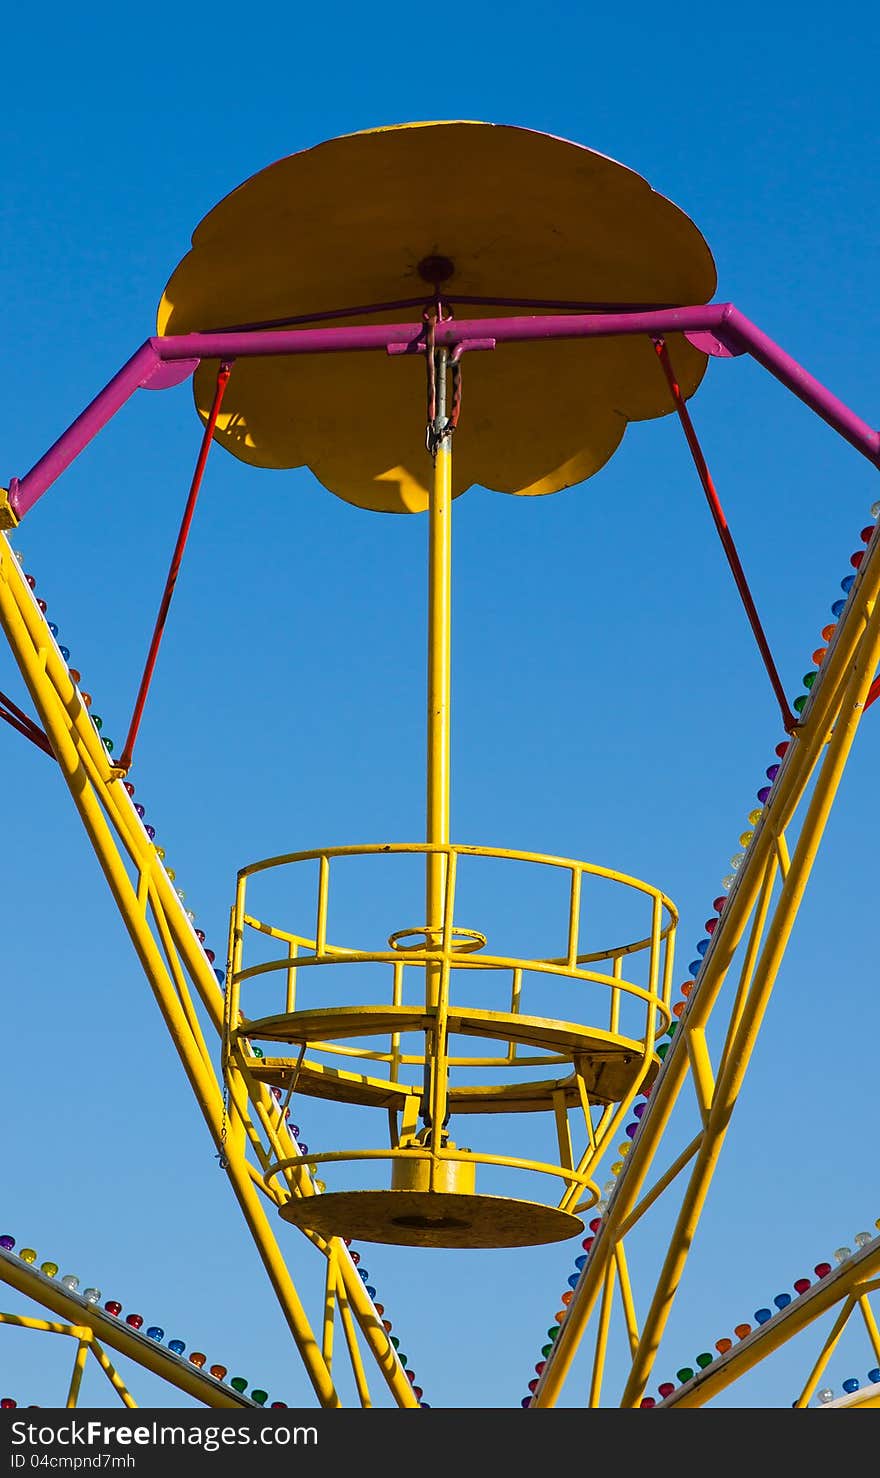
[[425, 349, 453, 1160], [66, 1337, 90, 1408]]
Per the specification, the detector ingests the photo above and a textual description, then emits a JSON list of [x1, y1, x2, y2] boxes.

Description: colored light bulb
[[125, 1314, 143, 1330], [812, 648, 827, 666], [854, 1232, 872, 1248], [398, 1354, 408, 1367], [83, 1289, 100, 1304], [561, 1292, 573, 1307], [656, 1045, 668, 1060], [1, 1399, 16, 1409], [175, 888, 185, 902], [734, 1324, 751, 1340], [214, 969, 225, 985], [210, 1365, 227, 1381], [190, 1353, 207, 1369], [69, 669, 81, 684], [19, 1249, 36, 1264], [290, 1125, 300, 1137], [657, 1383, 675, 1399], [680, 981, 692, 998], [25, 574, 36, 589], [850, 551, 864, 569], [617, 1140, 631, 1154], [102, 738, 114, 753], [704, 917, 717, 934], [271, 1401, 288, 1409], [757, 786, 772, 803], [134, 803, 145, 817], [298, 1143, 309, 1155], [251, 1390, 268, 1406], [754, 1308, 772, 1324], [802, 672, 816, 690], [834, 1246, 852, 1263], [773, 1294, 791, 1310], [359, 1268, 369, 1283], [195, 929, 205, 943], [350, 1251, 360, 1265], [567, 1274, 580, 1289], [793, 695, 808, 714], [60, 1275, 79, 1292], [841, 575, 855, 592], [59, 646, 70, 661], [0, 1236, 14, 1251], [817, 1388, 834, 1404], [676, 1368, 694, 1383], [738, 831, 753, 848], [640, 1397, 656, 1408], [695, 939, 709, 956], [155, 847, 165, 860], [412, 1387, 424, 1400], [695, 1353, 713, 1369], [815, 1262, 832, 1278], [715, 1338, 732, 1355], [36, 599, 47, 612], [721, 874, 736, 890], [766, 764, 780, 781], [390, 1337, 399, 1349], [521, 1398, 532, 1407], [382, 1319, 393, 1332], [374, 1304, 384, 1317], [831, 599, 846, 617], [365, 1286, 377, 1298], [862, 525, 875, 543], [168, 1340, 185, 1355], [534, 1362, 545, 1375], [541, 1344, 553, 1358], [41, 1263, 58, 1278], [821, 624, 836, 642], [165, 867, 175, 881], [145, 825, 156, 839], [793, 1278, 811, 1294], [104, 1301, 122, 1316], [842, 1378, 860, 1394], [672, 1002, 685, 1019], [869, 1369, 880, 1384], [205, 948, 216, 964], [730, 853, 745, 869], [625, 1121, 638, 1137]]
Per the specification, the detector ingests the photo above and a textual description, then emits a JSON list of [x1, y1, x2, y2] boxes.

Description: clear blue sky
[[1, 0, 879, 1410]]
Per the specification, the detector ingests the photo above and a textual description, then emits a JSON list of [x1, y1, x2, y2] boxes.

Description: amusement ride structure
[[1, 122, 879, 1409]]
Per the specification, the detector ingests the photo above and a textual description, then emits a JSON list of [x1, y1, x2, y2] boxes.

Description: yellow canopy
[[158, 122, 716, 514]]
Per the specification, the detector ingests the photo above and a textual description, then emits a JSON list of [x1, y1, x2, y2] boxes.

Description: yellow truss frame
[[0, 534, 416, 1410], [532, 504, 880, 1404]]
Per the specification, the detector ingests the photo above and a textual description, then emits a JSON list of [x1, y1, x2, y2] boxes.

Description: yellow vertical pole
[[426, 350, 453, 982], [424, 348, 453, 1156], [66, 1336, 90, 1407]]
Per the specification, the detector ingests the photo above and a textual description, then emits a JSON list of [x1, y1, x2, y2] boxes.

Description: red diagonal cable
[[653, 338, 798, 734], [0, 690, 53, 756], [117, 363, 232, 772]]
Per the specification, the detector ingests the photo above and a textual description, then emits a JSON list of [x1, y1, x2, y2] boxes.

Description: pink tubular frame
[[6, 303, 880, 521]]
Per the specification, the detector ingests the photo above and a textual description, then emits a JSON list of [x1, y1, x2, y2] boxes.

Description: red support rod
[[0, 689, 53, 757], [653, 338, 799, 734], [117, 363, 232, 773]]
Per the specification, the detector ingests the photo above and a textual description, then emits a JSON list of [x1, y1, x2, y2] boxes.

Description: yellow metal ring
[[387, 925, 487, 955]]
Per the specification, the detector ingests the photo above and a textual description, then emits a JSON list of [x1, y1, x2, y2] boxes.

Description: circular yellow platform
[[159, 121, 716, 513], [280, 1189, 584, 1248]]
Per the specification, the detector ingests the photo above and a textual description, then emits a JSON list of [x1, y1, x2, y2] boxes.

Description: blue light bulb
[[168, 1340, 185, 1356]]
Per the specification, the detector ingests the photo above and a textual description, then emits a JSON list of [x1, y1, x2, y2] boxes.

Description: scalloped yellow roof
[[158, 122, 716, 513]]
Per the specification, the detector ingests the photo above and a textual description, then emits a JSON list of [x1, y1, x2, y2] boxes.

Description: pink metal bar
[[9, 303, 880, 519], [10, 342, 162, 519]]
